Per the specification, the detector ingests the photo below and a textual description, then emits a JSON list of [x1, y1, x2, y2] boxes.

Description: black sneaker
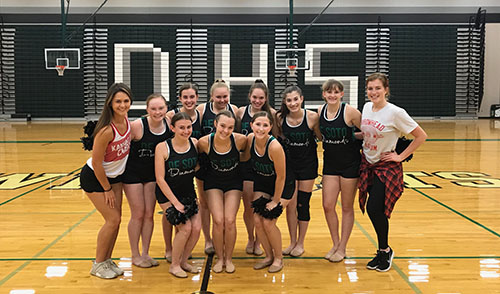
[[366, 250, 382, 270], [376, 248, 394, 272]]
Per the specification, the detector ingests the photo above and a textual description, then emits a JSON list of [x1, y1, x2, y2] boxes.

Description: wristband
[[104, 186, 112, 192]]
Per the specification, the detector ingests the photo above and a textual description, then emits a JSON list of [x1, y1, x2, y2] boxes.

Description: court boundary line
[[354, 219, 422, 294], [0, 167, 81, 207], [1, 255, 498, 262], [0, 209, 96, 286], [412, 188, 500, 238]]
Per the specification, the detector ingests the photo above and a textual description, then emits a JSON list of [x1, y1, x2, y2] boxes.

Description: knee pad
[[296, 190, 312, 221]]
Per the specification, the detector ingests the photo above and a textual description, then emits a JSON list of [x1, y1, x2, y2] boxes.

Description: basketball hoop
[[56, 65, 66, 76], [287, 65, 297, 76]]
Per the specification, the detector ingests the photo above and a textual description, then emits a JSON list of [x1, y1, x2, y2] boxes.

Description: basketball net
[[56, 65, 66, 76], [288, 65, 297, 77]]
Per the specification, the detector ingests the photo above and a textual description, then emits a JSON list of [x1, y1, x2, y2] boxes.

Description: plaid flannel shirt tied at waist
[[357, 154, 404, 218]]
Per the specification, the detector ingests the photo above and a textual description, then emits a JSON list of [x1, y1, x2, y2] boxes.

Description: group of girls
[[80, 72, 426, 279]]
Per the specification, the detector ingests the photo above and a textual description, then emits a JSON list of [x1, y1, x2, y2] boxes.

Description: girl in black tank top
[[236, 80, 274, 256], [155, 112, 202, 278], [123, 94, 169, 269], [318, 79, 362, 263], [123, 116, 171, 183], [166, 83, 214, 258], [197, 110, 247, 274], [276, 85, 321, 258], [319, 102, 361, 170], [241, 111, 294, 273]]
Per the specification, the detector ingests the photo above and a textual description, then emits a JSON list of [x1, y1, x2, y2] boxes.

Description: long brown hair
[[248, 79, 272, 115], [92, 83, 133, 137], [275, 85, 302, 138]]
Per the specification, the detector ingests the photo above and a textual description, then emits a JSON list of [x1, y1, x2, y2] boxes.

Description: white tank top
[[87, 120, 131, 178]]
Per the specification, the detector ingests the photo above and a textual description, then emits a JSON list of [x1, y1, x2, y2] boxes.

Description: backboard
[[44, 48, 81, 69], [274, 48, 311, 72]]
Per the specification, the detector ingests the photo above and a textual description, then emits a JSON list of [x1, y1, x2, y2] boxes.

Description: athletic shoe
[[106, 259, 124, 276], [90, 261, 118, 279], [376, 248, 394, 272], [366, 250, 382, 270]]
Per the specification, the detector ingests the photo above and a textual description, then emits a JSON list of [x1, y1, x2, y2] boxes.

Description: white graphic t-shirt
[[361, 102, 418, 164]]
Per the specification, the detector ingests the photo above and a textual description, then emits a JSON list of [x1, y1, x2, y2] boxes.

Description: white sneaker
[[90, 261, 118, 279], [106, 259, 124, 276]]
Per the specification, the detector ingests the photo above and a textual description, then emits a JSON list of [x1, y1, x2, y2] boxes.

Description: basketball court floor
[[0, 119, 499, 293]]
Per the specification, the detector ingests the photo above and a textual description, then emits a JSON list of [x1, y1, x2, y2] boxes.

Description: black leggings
[[367, 175, 389, 249]]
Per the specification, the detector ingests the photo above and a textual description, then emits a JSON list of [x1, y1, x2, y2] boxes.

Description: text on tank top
[[281, 110, 317, 159], [104, 121, 131, 162], [319, 103, 356, 147], [251, 136, 276, 177], [164, 138, 198, 192], [86, 119, 131, 178], [126, 117, 171, 171], [240, 105, 253, 136], [207, 133, 240, 176]]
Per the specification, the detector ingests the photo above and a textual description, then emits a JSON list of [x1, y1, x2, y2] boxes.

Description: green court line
[[412, 188, 500, 238], [0, 167, 82, 207], [0, 140, 80, 143], [354, 219, 422, 294], [2, 256, 498, 262], [0, 209, 96, 286]]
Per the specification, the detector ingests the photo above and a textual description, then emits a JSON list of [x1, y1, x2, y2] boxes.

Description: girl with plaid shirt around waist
[[359, 73, 427, 272]]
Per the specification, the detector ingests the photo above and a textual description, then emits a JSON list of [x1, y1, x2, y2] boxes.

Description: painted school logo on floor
[[0, 171, 500, 190]]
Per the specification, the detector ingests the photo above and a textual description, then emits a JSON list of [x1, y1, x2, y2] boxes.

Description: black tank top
[[206, 133, 240, 179], [281, 110, 318, 161], [126, 117, 171, 174], [240, 105, 253, 136], [200, 102, 235, 136], [164, 138, 198, 200], [251, 136, 276, 178], [319, 103, 360, 164], [174, 108, 202, 139]]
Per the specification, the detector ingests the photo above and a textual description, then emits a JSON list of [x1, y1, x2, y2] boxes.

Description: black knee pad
[[297, 190, 312, 221]]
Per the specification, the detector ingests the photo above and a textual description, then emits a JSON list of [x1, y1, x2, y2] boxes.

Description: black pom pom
[[80, 121, 97, 151], [251, 196, 283, 219], [83, 121, 97, 136], [396, 137, 413, 162], [80, 137, 93, 151], [165, 197, 198, 226]]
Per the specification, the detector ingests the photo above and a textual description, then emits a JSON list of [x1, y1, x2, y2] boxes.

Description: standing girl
[[318, 79, 362, 262], [244, 111, 295, 273], [275, 85, 321, 257], [80, 83, 132, 279], [360, 73, 427, 272], [195, 79, 239, 255], [155, 112, 201, 278], [122, 93, 171, 268], [236, 79, 275, 256], [163, 83, 206, 262], [197, 110, 246, 273]]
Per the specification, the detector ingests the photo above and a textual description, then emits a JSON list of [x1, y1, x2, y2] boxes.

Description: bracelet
[[104, 186, 112, 192]]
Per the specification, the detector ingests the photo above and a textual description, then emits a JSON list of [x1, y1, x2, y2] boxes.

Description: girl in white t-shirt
[[359, 73, 427, 272]]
